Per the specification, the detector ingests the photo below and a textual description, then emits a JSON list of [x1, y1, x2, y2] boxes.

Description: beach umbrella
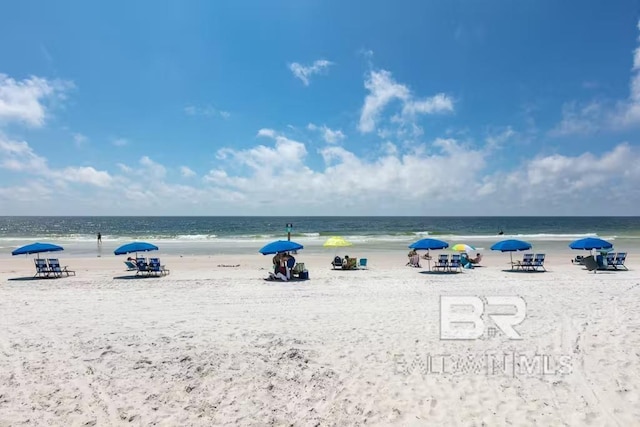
[[569, 237, 613, 251], [11, 242, 64, 259], [451, 243, 476, 253], [409, 238, 448, 271], [114, 242, 159, 256], [259, 240, 303, 255], [323, 236, 353, 259], [490, 239, 532, 265], [409, 238, 449, 250], [323, 236, 352, 247]]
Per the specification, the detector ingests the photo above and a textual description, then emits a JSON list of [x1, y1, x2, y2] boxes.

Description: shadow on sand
[[113, 275, 164, 280], [501, 269, 547, 273], [8, 276, 58, 281], [419, 270, 462, 275]]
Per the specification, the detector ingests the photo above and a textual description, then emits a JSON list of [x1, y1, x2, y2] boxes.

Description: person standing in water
[[97, 232, 102, 244]]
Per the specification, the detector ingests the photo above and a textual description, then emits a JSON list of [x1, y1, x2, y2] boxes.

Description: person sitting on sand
[[470, 253, 483, 264], [342, 255, 351, 269], [272, 253, 282, 272], [408, 249, 417, 258], [269, 263, 288, 281]]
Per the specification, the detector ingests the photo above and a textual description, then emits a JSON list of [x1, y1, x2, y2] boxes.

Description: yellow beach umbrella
[[451, 243, 476, 253], [323, 236, 352, 247]]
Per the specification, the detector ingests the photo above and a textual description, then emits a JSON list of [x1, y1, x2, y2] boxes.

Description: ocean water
[[1, 216, 639, 256]]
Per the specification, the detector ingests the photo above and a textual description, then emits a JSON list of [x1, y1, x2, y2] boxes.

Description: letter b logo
[[440, 296, 526, 340]]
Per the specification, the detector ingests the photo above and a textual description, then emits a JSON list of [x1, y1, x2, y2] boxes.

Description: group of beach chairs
[[510, 253, 546, 271], [33, 258, 76, 278], [432, 254, 464, 272], [572, 252, 628, 272], [125, 257, 170, 276], [331, 256, 367, 270], [407, 254, 478, 272]]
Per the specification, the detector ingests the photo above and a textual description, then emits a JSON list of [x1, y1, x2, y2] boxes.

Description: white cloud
[[257, 128, 276, 138], [554, 20, 640, 134], [54, 166, 113, 187], [180, 166, 196, 178], [288, 59, 333, 86], [217, 131, 308, 174], [359, 69, 453, 133], [73, 133, 88, 147], [139, 156, 167, 179], [112, 138, 128, 147], [0, 74, 72, 127], [485, 126, 516, 150], [1, 128, 639, 214], [613, 21, 640, 126], [551, 101, 603, 137], [490, 143, 640, 212], [0, 135, 113, 188], [307, 123, 345, 144], [199, 133, 488, 214], [184, 105, 230, 119], [402, 93, 454, 117]]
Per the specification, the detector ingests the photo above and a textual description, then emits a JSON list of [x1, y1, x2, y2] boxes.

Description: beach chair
[[407, 254, 421, 268], [449, 254, 462, 272], [331, 256, 343, 270], [532, 254, 546, 271], [513, 253, 534, 270], [34, 258, 51, 278], [583, 255, 598, 273], [571, 255, 585, 265], [148, 258, 170, 276], [434, 254, 449, 271], [604, 253, 616, 268], [358, 258, 368, 269], [136, 258, 149, 275], [124, 261, 138, 271], [47, 259, 75, 277], [612, 253, 628, 270]]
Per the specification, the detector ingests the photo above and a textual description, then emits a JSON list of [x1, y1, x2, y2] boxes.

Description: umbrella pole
[[510, 252, 513, 269]]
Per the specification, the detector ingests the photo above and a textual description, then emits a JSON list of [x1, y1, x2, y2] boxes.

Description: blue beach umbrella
[[490, 239, 532, 264], [114, 242, 159, 256], [569, 237, 613, 251], [409, 238, 448, 271], [259, 240, 303, 255], [12, 242, 64, 258], [409, 238, 449, 250]]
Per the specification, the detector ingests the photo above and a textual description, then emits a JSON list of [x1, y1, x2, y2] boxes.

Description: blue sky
[[1, 0, 640, 215]]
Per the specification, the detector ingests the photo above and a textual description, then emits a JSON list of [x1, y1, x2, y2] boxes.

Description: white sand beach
[[1, 251, 639, 426]]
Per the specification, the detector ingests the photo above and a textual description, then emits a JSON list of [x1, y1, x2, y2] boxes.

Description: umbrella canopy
[[12, 242, 64, 256], [491, 239, 532, 266], [259, 240, 303, 255], [409, 238, 449, 250], [490, 239, 532, 252], [323, 236, 352, 247], [451, 243, 476, 253], [114, 242, 159, 255], [569, 237, 613, 251]]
